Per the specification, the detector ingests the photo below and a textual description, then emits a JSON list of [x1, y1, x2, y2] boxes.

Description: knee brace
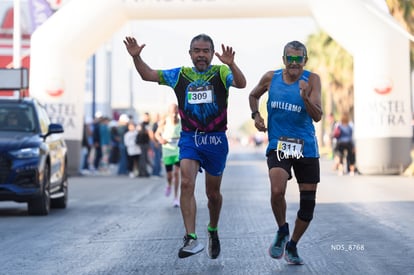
[[297, 190, 316, 222]]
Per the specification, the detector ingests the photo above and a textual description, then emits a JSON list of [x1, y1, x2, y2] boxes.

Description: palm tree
[[305, 1, 413, 146], [306, 32, 353, 118], [386, 0, 414, 69]]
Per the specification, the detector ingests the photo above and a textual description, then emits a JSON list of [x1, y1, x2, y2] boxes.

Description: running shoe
[[284, 242, 304, 265], [165, 185, 171, 197], [269, 231, 289, 259], [207, 230, 221, 259], [178, 235, 204, 258], [173, 198, 180, 208]]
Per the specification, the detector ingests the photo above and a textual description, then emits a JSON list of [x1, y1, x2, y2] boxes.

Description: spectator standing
[[124, 122, 141, 178], [117, 114, 130, 175], [334, 112, 356, 176], [79, 118, 92, 175], [100, 117, 111, 173], [137, 113, 152, 177], [151, 113, 163, 177], [92, 114, 103, 173], [109, 121, 121, 175]]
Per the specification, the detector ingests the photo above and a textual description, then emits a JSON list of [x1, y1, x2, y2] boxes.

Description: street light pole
[[13, 0, 21, 69]]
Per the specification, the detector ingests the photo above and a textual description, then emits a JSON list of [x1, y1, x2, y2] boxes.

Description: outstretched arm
[[215, 44, 246, 89], [123, 36, 159, 82]]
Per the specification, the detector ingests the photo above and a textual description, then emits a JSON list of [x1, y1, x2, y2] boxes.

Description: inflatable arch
[[30, 0, 413, 175]]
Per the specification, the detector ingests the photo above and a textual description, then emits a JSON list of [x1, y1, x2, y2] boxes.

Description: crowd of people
[[79, 108, 183, 209], [79, 111, 162, 179]]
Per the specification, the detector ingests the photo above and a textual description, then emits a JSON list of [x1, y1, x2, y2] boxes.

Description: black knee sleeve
[[297, 190, 316, 222]]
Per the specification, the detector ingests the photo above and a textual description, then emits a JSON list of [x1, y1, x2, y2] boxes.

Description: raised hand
[[123, 36, 146, 58], [215, 44, 235, 66]]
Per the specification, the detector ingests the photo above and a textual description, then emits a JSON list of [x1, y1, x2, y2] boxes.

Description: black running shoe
[[207, 230, 221, 259]]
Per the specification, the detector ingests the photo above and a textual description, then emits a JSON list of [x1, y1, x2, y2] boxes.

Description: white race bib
[[276, 136, 304, 159], [187, 85, 213, 104]]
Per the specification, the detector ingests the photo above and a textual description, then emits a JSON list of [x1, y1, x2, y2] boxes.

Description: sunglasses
[[285, 55, 305, 64]]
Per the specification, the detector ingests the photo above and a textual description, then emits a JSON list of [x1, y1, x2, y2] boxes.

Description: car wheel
[[51, 168, 68, 209], [28, 164, 51, 215]]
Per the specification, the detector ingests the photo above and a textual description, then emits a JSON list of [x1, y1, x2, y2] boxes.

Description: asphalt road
[[0, 145, 413, 275]]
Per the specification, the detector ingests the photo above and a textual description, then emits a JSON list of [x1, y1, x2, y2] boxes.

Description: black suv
[[0, 96, 68, 215]]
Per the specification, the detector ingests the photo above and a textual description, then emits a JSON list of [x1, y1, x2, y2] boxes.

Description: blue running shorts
[[178, 131, 229, 176]]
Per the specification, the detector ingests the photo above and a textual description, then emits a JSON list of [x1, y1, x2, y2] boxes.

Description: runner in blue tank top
[[124, 34, 246, 260], [249, 40, 322, 265]]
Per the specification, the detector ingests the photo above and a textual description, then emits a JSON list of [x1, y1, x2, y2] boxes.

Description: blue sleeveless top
[[266, 69, 319, 158]]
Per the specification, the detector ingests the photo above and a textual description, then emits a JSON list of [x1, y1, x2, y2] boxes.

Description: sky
[[111, 17, 319, 135]]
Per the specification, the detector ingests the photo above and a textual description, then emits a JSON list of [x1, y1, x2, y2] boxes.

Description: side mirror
[[48, 123, 64, 134], [43, 123, 64, 139]]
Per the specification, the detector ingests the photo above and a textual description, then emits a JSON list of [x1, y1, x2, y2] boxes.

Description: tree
[[306, 32, 354, 119], [386, 0, 414, 69], [305, 0, 413, 144]]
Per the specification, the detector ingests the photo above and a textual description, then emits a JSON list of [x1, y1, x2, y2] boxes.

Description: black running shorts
[[267, 150, 320, 183]]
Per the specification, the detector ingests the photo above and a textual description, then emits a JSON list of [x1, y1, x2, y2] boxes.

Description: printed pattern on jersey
[[158, 65, 233, 132]]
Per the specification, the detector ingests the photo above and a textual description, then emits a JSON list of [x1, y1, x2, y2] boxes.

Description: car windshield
[[0, 103, 36, 132]]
